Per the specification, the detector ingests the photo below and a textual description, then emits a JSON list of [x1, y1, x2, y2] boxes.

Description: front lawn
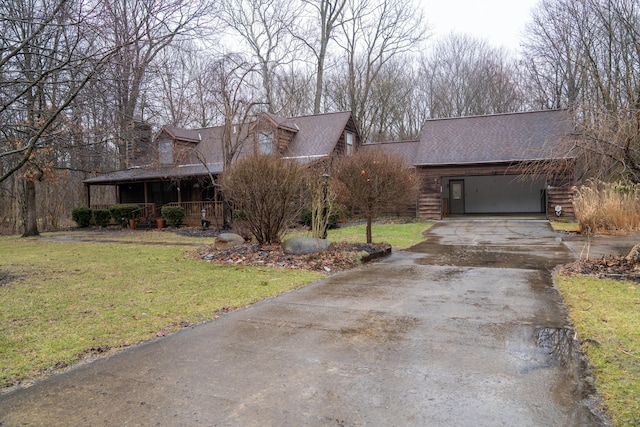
[[0, 235, 320, 390], [555, 275, 640, 426], [0, 221, 431, 391]]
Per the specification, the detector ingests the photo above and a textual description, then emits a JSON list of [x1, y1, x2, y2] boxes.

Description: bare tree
[[332, 0, 429, 142], [303, 162, 336, 239], [421, 33, 524, 119], [296, 0, 347, 114], [523, 0, 640, 182], [0, 0, 118, 236], [99, 0, 215, 167], [219, 0, 300, 113], [332, 148, 418, 243], [198, 54, 264, 228], [272, 63, 315, 117]]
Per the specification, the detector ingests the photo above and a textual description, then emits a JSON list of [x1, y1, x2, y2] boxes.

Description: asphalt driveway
[[0, 220, 611, 426]]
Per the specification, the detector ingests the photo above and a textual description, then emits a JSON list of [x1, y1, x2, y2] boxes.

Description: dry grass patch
[[574, 180, 640, 234]]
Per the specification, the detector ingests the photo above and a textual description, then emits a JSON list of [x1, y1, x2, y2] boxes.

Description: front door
[[450, 180, 465, 214]]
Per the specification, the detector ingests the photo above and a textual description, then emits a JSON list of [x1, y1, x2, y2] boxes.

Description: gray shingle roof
[[83, 162, 225, 184], [414, 109, 572, 165], [360, 140, 420, 166], [85, 111, 354, 184], [280, 111, 353, 159]]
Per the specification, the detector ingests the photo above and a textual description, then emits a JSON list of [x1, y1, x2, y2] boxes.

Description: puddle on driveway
[[535, 326, 576, 368], [411, 243, 574, 270]]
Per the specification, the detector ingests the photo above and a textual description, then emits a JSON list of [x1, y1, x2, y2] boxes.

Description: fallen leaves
[[556, 255, 640, 283], [197, 242, 389, 272]]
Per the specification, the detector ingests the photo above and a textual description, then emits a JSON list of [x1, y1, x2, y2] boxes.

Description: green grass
[[555, 275, 640, 426], [290, 220, 433, 249], [0, 235, 321, 389], [0, 222, 431, 390]]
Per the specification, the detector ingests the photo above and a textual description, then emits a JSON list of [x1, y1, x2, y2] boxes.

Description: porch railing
[[164, 201, 223, 227], [89, 201, 222, 228], [131, 203, 160, 221]]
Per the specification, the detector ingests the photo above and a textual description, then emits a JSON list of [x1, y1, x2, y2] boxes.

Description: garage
[[365, 110, 577, 219], [443, 174, 546, 214]]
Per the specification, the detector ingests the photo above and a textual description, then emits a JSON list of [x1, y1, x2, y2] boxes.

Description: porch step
[[134, 218, 157, 230]]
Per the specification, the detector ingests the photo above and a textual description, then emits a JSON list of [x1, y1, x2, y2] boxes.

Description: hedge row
[[71, 204, 141, 228], [71, 204, 187, 228]]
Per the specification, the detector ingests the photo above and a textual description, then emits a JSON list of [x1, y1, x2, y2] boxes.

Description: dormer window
[[258, 131, 274, 154], [345, 131, 354, 155], [159, 140, 173, 164]]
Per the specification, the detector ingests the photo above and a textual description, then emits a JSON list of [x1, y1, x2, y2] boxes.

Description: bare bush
[[333, 148, 418, 243], [573, 179, 640, 234], [303, 162, 336, 239], [220, 154, 305, 244]]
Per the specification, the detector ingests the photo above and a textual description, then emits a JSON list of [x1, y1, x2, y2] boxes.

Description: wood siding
[[333, 117, 362, 156], [416, 160, 576, 219], [547, 186, 575, 218]]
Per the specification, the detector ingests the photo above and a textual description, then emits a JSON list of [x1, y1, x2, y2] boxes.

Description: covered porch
[[84, 170, 224, 227]]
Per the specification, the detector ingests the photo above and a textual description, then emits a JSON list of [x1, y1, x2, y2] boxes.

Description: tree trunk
[[366, 204, 373, 244], [22, 180, 39, 237], [222, 196, 233, 230]]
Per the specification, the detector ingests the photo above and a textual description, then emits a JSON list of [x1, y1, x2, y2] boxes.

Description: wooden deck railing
[[131, 203, 160, 220], [89, 201, 222, 228], [164, 201, 223, 227]]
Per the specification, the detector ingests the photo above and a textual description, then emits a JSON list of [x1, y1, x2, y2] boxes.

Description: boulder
[[626, 243, 640, 263], [282, 237, 332, 255], [215, 232, 246, 249]]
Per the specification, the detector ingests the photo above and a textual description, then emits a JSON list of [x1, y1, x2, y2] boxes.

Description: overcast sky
[[419, 0, 541, 53]]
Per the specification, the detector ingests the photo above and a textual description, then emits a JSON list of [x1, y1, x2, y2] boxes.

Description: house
[[84, 111, 362, 226], [363, 109, 576, 219]]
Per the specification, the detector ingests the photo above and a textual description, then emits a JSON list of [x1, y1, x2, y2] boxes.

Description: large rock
[[282, 237, 332, 255], [215, 233, 246, 249], [626, 243, 640, 263]]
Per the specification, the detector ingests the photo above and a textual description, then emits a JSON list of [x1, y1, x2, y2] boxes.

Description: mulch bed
[[555, 255, 640, 283], [196, 242, 389, 272]]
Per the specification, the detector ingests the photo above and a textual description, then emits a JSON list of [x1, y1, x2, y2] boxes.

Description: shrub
[[108, 204, 140, 227], [71, 207, 92, 227], [220, 154, 305, 244], [333, 148, 418, 243], [93, 209, 112, 227], [161, 206, 185, 228]]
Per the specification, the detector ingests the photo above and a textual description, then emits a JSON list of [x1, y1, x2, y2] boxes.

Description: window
[[159, 140, 173, 164], [345, 131, 354, 155], [258, 131, 273, 154]]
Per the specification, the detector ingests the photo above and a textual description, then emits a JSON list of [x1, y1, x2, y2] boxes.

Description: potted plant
[[156, 217, 166, 229]]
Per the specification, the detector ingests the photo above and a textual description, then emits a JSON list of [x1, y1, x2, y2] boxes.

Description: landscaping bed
[[196, 241, 390, 272], [556, 254, 640, 283]]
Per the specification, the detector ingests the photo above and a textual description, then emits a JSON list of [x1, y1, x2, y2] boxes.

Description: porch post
[[85, 183, 91, 208], [144, 182, 149, 205]]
